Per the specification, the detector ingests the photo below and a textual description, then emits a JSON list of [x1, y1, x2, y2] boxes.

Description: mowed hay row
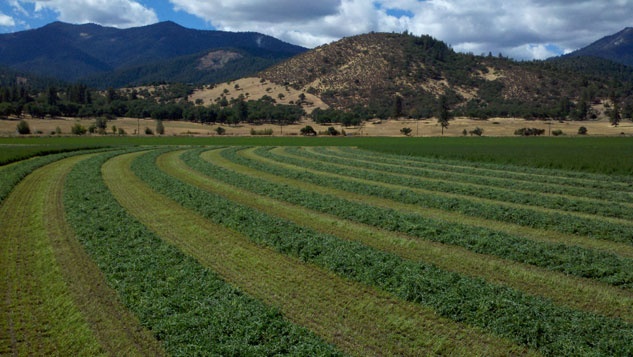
[[255, 146, 633, 242], [132, 147, 633, 355], [161, 148, 633, 322], [3, 145, 633, 356], [0, 151, 165, 356]]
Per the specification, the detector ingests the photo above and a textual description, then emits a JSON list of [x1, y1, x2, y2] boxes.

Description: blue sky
[[1, 1, 632, 60]]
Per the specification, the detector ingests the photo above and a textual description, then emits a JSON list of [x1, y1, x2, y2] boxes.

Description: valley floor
[[0, 116, 631, 137]]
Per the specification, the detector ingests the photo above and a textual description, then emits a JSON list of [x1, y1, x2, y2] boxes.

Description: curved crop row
[[249, 146, 633, 244], [134, 148, 633, 356], [0, 148, 110, 205], [160, 149, 633, 323], [191, 147, 633, 288], [318, 146, 633, 203], [1, 151, 163, 356], [64, 151, 342, 356], [337, 146, 633, 192], [298, 146, 633, 217]]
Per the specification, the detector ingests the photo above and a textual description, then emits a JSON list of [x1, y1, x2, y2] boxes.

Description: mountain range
[[1, 22, 632, 119], [0, 21, 306, 87]]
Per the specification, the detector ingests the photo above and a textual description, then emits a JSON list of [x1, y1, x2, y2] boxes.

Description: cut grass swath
[[114, 149, 526, 356], [161, 149, 633, 322], [1, 155, 106, 356], [134, 148, 633, 356], [65, 151, 346, 356], [206, 147, 633, 287]]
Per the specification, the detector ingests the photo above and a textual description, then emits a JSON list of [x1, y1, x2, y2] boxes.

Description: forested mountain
[[0, 21, 306, 86], [562, 28, 633, 67]]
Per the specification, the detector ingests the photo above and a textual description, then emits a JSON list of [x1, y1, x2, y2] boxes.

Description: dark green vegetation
[[2, 136, 632, 175], [0, 21, 305, 85]]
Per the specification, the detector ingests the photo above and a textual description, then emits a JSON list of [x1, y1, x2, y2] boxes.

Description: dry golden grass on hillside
[[188, 77, 328, 114], [1, 116, 631, 137]]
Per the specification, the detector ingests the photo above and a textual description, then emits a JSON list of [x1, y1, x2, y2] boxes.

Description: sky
[[1, 0, 632, 60]]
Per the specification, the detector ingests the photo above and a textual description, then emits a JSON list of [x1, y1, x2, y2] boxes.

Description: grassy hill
[[260, 32, 633, 120]]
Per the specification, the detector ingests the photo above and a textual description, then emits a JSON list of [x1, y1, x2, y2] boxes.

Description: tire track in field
[[104, 150, 532, 356], [270, 146, 633, 230], [225, 147, 633, 259], [161, 149, 633, 322], [0, 153, 165, 357]]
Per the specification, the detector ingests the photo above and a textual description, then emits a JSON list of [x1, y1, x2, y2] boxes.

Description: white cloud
[[169, 0, 633, 60], [0, 13, 16, 27], [20, 0, 157, 28]]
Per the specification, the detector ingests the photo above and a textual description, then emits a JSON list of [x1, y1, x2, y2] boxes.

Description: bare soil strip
[[221, 147, 633, 259], [103, 151, 532, 356], [0, 154, 165, 356], [180, 149, 633, 321]]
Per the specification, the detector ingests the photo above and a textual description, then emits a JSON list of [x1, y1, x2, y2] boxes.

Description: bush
[[552, 129, 564, 136], [300, 125, 317, 136], [215, 127, 226, 135], [514, 127, 545, 136], [16, 120, 31, 135], [71, 123, 87, 135], [578, 126, 588, 135], [95, 117, 108, 130], [469, 127, 484, 136], [327, 127, 340, 136], [400, 127, 412, 136], [156, 120, 165, 135], [118, 128, 126, 135], [145, 127, 154, 135]]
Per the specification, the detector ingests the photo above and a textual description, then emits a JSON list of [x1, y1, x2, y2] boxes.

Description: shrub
[[462, 129, 468, 136], [578, 126, 588, 135], [215, 127, 226, 135], [145, 127, 154, 135], [71, 123, 87, 135], [118, 128, 126, 135], [156, 120, 165, 135], [552, 129, 564, 136], [300, 125, 317, 136], [16, 120, 31, 135], [514, 127, 545, 136], [400, 127, 412, 136], [327, 127, 340, 136], [469, 127, 484, 136], [95, 117, 108, 130]]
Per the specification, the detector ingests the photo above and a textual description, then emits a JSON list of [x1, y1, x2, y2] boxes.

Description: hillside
[[0, 21, 306, 86], [260, 32, 633, 120]]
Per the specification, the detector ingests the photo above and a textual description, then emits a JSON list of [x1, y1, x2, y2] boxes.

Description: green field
[[1, 138, 633, 355], [2, 136, 632, 175]]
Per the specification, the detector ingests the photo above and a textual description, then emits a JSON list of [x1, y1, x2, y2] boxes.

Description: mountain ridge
[[0, 21, 307, 84], [561, 27, 633, 67]]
